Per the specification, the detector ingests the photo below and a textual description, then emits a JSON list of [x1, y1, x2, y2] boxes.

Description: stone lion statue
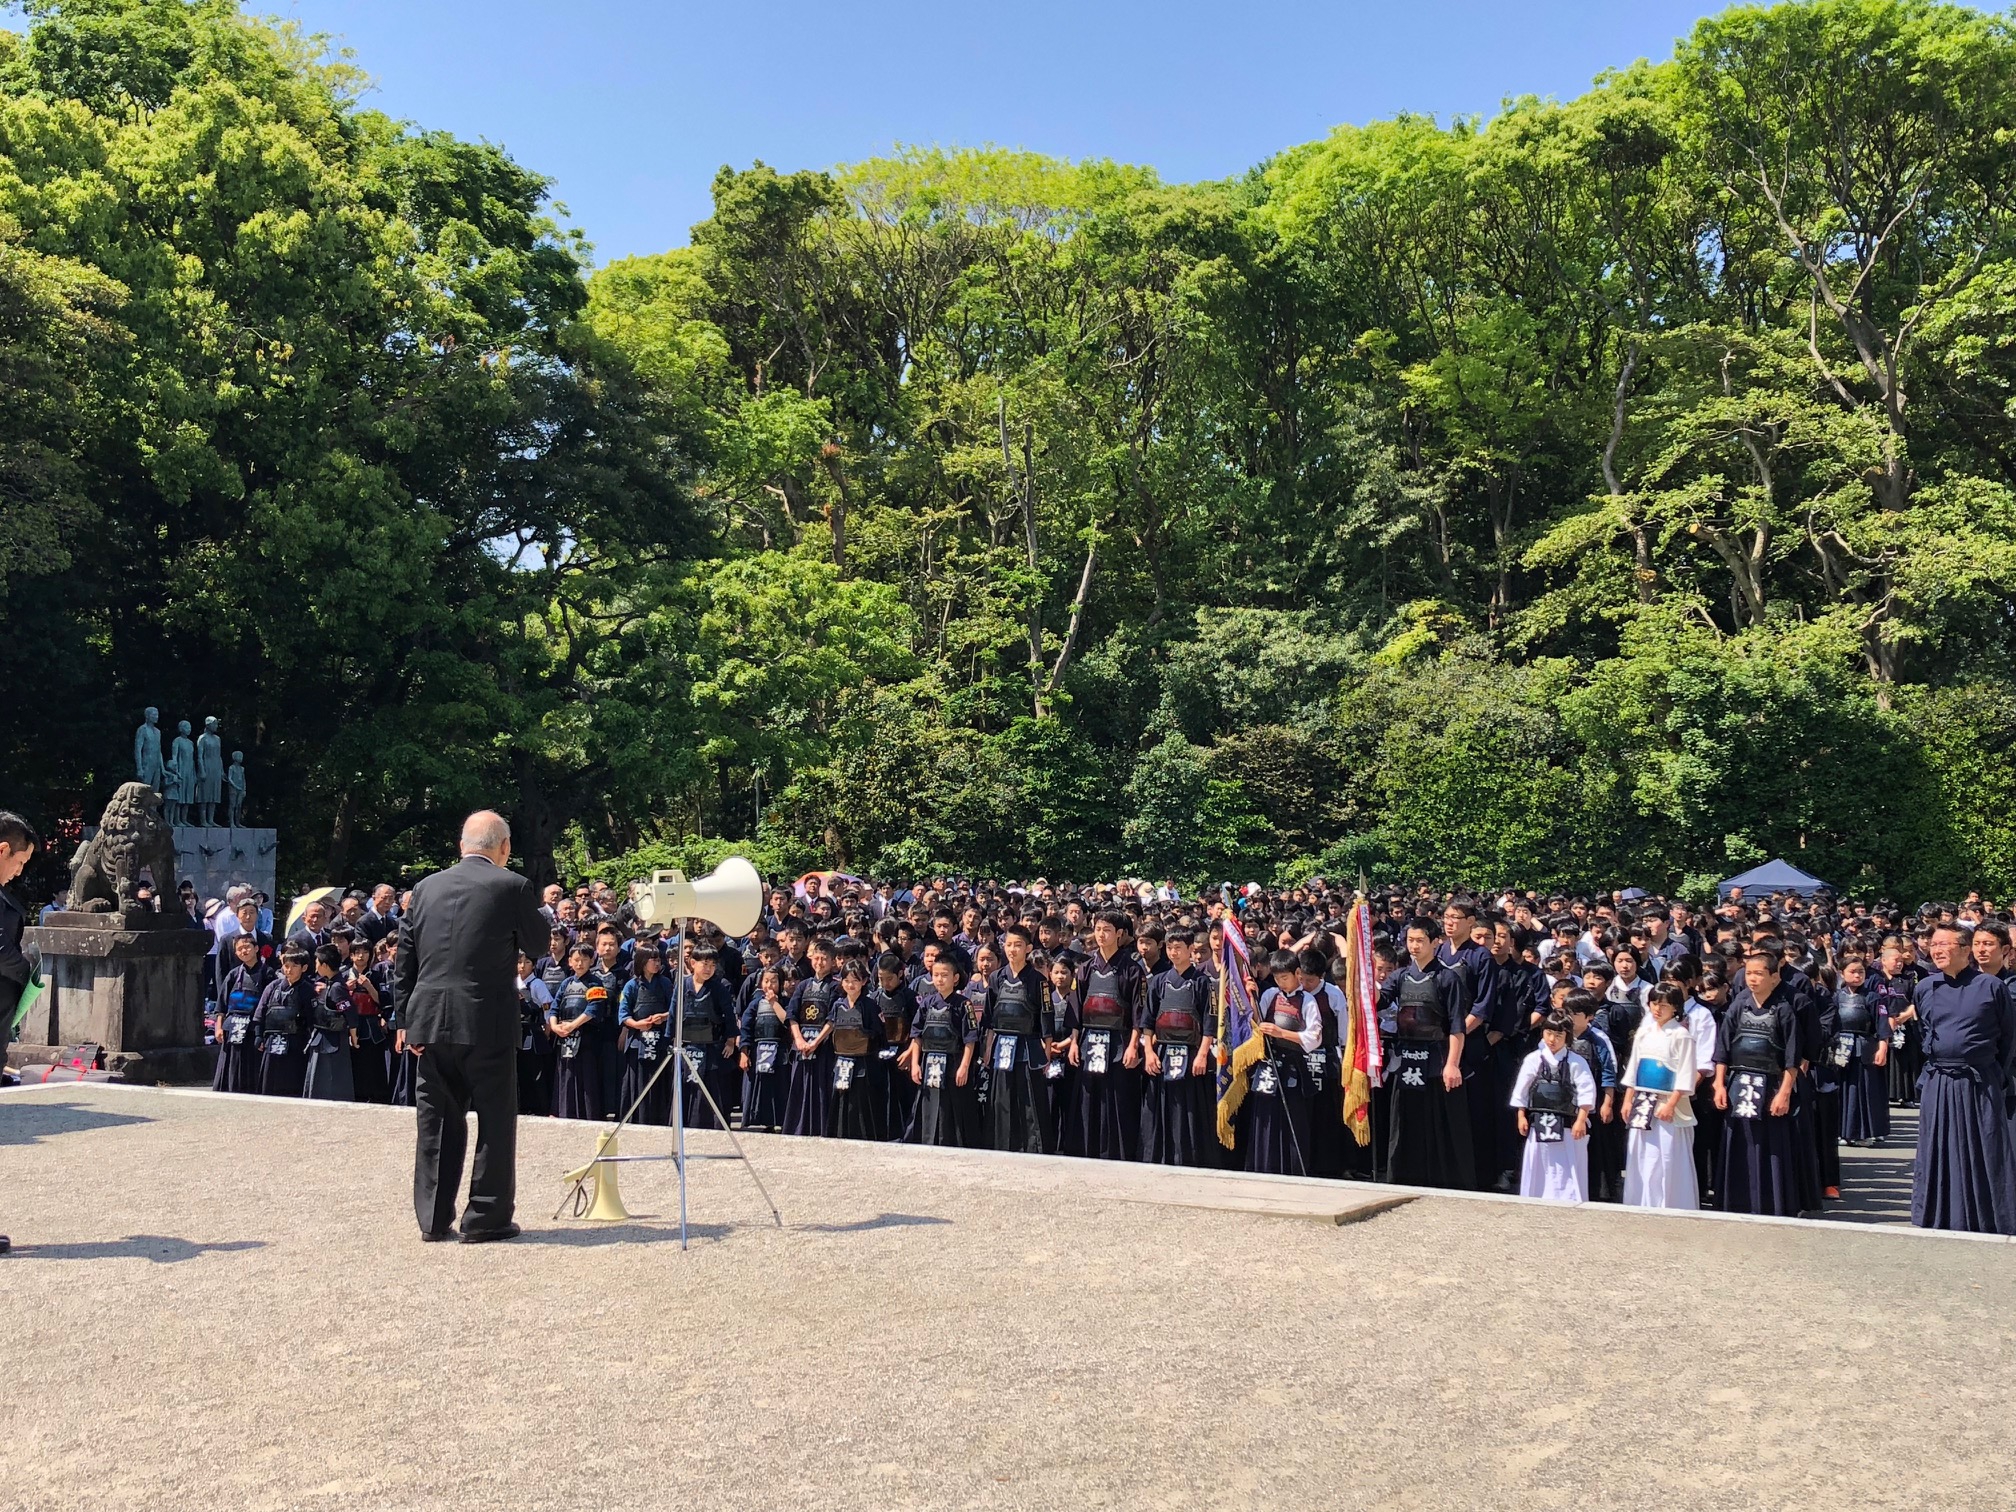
[[70, 781, 179, 914]]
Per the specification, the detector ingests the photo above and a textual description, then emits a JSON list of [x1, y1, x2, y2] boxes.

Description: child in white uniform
[[1511, 1008, 1597, 1203]]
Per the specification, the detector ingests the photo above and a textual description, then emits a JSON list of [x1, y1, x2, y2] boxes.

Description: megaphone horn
[[634, 855, 764, 936]]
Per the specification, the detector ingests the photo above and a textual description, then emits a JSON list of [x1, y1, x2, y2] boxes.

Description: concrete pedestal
[[11, 912, 214, 1083]]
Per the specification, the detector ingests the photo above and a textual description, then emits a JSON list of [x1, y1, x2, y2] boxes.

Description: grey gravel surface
[[0, 1084, 2008, 1512]]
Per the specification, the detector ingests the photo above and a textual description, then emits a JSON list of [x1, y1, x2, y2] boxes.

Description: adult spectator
[[395, 810, 548, 1244]]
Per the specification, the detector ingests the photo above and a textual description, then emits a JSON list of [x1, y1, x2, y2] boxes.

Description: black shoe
[[0, 1235, 11, 1254], [459, 1222, 522, 1245], [420, 1229, 455, 1243]]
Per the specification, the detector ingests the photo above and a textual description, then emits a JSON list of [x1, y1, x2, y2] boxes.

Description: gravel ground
[[0, 1084, 2009, 1512]]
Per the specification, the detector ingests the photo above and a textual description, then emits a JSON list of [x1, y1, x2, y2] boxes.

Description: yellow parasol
[[285, 886, 344, 936]]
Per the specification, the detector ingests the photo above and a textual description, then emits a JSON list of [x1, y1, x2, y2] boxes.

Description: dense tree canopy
[[3, 0, 2013, 902]]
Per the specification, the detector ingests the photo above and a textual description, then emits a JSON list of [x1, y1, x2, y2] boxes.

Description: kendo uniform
[[515, 975, 554, 1118], [738, 993, 791, 1131], [254, 973, 314, 1098], [782, 971, 840, 1137], [1493, 956, 1549, 1187], [213, 961, 271, 1093], [1782, 965, 1829, 1211], [1684, 998, 1723, 1205], [1382, 960, 1475, 1191], [300, 976, 359, 1101], [675, 973, 739, 1130], [871, 980, 917, 1143], [347, 969, 392, 1103], [1807, 981, 1846, 1191], [1910, 965, 2016, 1235], [547, 970, 609, 1122], [616, 971, 676, 1126], [908, 984, 978, 1146], [596, 954, 631, 1124], [382, 961, 416, 1107], [1305, 980, 1348, 1179], [824, 988, 883, 1141], [1044, 985, 1082, 1156], [984, 964, 1056, 1154], [1511, 1044, 1596, 1203], [1139, 964, 1214, 1167], [1074, 950, 1145, 1161], [1873, 968, 1921, 1107], [1572, 1021, 1622, 1200], [1441, 936, 1503, 1189], [1714, 987, 1802, 1217], [1241, 987, 1319, 1176]]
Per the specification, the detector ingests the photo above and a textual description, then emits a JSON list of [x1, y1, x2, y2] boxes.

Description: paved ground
[[1, 1084, 2009, 1512]]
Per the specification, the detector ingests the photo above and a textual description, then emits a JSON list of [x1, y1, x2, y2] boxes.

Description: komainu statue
[[69, 781, 179, 915]]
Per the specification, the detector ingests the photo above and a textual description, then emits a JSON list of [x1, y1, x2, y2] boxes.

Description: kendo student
[[871, 951, 917, 1143], [1243, 950, 1320, 1175], [1510, 1007, 1596, 1203], [592, 922, 631, 1120], [344, 937, 392, 1103], [677, 944, 740, 1130], [1296, 948, 1348, 1179], [547, 941, 609, 1121], [1140, 928, 1217, 1166], [1489, 918, 1550, 1187], [1910, 922, 2016, 1235], [1439, 897, 1506, 1191], [907, 951, 979, 1146], [738, 964, 792, 1130], [302, 943, 360, 1101], [782, 938, 841, 1136], [1712, 942, 1803, 1218], [255, 943, 316, 1098], [616, 946, 675, 1126], [1382, 918, 1474, 1191], [213, 931, 270, 1094], [1072, 910, 1146, 1161], [825, 958, 884, 1140], [1043, 953, 1082, 1155], [985, 923, 1057, 1154], [515, 949, 555, 1117]]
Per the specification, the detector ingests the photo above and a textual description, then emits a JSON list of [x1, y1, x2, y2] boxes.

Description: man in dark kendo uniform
[[1381, 918, 1473, 1190], [1438, 897, 1503, 1190], [1910, 922, 2016, 1234], [1073, 910, 1146, 1161], [1139, 929, 1217, 1166], [984, 923, 1056, 1153], [824, 958, 884, 1140], [1712, 942, 1803, 1217]]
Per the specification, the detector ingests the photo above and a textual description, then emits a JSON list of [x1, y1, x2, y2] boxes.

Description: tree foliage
[[5, 0, 2016, 900]]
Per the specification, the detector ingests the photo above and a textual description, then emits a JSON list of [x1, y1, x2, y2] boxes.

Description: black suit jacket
[[394, 856, 550, 1049]]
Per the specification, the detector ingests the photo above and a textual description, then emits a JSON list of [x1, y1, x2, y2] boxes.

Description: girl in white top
[[1510, 1008, 1597, 1203], [1621, 981, 1700, 1210]]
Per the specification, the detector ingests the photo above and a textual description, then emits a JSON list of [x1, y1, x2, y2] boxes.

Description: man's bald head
[[460, 810, 511, 861]]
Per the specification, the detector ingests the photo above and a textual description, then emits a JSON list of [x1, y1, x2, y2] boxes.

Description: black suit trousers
[[413, 1039, 518, 1235]]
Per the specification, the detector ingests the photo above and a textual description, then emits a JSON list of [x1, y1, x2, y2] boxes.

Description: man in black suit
[[395, 810, 550, 1243]]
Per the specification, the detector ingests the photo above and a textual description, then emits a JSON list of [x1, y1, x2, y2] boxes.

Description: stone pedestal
[[11, 912, 214, 1083]]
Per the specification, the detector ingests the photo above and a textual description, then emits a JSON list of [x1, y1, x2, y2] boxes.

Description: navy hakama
[[1140, 1051, 1215, 1167], [1911, 1063, 2016, 1234], [550, 1039, 605, 1121]]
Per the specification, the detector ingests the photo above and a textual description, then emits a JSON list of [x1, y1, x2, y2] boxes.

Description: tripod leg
[[684, 1071, 785, 1228]]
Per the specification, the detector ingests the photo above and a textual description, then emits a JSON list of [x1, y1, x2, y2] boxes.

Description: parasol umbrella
[[795, 870, 866, 900], [285, 886, 344, 936]]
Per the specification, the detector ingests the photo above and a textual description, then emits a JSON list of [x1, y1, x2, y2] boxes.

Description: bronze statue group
[[204, 874, 2016, 1236]]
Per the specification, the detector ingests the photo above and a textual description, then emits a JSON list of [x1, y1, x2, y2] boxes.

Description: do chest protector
[[1082, 965, 1127, 1032], [1154, 976, 1203, 1047], [992, 977, 1037, 1037], [1394, 971, 1447, 1042], [1729, 1006, 1787, 1074]]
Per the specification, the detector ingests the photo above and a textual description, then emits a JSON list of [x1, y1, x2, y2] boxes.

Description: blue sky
[[300, 3, 1718, 261]]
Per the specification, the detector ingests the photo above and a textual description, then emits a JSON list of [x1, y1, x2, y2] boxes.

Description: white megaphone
[[633, 855, 764, 936]]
